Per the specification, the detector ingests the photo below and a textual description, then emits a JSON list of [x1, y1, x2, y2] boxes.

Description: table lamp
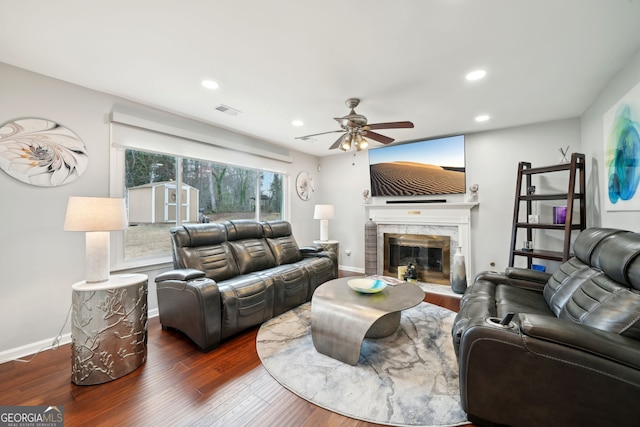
[[314, 204, 335, 241], [64, 196, 128, 283]]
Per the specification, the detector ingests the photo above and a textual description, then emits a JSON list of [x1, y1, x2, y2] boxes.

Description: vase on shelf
[[451, 246, 467, 294]]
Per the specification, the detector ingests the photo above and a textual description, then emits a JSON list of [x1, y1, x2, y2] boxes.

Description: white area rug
[[256, 302, 470, 427]]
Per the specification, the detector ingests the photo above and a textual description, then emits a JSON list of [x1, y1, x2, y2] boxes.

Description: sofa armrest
[[156, 268, 205, 282], [518, 313, 640, 370], [300, 245, 323, 254], [300, 248, 338, 281], [301, 249, 338, 266], [474, 267, 549, 292], [301, 246, 336, 262], [505, 267, 551, 284], [155, 272, 222, 351], [458, 314, 640, 426]]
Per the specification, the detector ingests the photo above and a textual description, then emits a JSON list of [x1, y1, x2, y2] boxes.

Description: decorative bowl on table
[[347, 278, 387, 294]]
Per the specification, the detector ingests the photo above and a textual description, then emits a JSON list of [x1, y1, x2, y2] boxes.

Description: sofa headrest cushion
[[261, 220, 292, 238], [573, 228, 627, 266], [596, 231, 640, 290], [222, 220, 264, 241], [173, 223, 227, 248]]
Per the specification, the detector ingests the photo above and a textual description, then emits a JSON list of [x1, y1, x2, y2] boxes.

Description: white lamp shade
[[64, 197, 128, 231], [314, 204, 335, 220], [64, 197, 127, 283]]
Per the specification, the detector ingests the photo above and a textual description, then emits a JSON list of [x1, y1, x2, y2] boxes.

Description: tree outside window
[[124, 149, 284, 260]]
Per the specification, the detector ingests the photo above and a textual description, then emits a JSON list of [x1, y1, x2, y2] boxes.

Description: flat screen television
[[368, 135, 465, 197]]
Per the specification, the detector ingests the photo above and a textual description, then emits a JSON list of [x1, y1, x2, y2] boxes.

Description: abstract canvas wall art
[[0, 118, 88, 186], [603, 82, 640, 211]]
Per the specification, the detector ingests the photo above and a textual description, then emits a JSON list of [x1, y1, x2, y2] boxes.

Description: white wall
[[287, 151, 324, 245], [465, 120, 581, 274], [315, 48, 640, 282], [1, 63, 116, 360], [315, 151, 371, 269], [3, 44, 640, 360], [0, 63, 318, 360], [581, 48, 640, 231], [317, 119, 582, 278]]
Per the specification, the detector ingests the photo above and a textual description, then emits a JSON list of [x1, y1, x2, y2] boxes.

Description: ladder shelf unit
[[509, 152, 586, 268]]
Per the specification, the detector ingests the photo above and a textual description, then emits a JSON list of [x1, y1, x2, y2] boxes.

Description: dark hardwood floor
[[0, 273, 473, 427]]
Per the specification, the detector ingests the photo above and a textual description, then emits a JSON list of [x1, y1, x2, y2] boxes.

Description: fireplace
[[364, 202, 477, 286], [384, 233, 451, 284]]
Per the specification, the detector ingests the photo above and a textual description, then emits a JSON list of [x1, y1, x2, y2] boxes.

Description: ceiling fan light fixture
[[341, 134, 353, 151], [354, 133, 368, 151], [296, 98, 413, 151]]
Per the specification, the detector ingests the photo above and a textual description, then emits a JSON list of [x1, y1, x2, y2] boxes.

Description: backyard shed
[[128, 181, 199, 224]]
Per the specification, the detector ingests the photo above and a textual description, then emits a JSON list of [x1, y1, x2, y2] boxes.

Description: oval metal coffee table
[[311, 277, 425, 365]]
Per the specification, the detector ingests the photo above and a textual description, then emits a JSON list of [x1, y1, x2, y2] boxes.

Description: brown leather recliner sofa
[[452, 228, 640, 427], [155, 219, 337, 351]]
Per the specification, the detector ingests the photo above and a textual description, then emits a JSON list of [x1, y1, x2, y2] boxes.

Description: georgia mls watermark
[[0, 406, 63, 427]]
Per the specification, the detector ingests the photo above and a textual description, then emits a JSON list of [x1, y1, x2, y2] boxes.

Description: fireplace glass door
[[383, 233, 451, 285]]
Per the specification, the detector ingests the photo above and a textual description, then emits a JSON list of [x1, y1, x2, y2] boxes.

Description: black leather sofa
[[155, 219, 337, 351], [452, 228, 640, 427]]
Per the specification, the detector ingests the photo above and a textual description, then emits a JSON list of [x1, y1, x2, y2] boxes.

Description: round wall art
[[0, 118, 88, 186], [295, 171, 314, 201]]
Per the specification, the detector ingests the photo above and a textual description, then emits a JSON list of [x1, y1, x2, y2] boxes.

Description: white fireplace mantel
[[365, 202, 478, 221], [364, 202, 479, 282]]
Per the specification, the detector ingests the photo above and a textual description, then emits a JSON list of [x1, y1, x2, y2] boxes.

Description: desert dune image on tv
[[368, 135, 465, 197]]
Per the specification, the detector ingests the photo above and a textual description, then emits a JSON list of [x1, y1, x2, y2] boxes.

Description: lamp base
[[319, 219, 329, 241], [86, 231, 110, 283]]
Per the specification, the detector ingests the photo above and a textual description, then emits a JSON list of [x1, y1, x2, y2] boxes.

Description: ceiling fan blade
[[365, 121, 414, 130], [295, 129, 344, 139], [329, 134, 347, 150], [364, 131, 395, 145]]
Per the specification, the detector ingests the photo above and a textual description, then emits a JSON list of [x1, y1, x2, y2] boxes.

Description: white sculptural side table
[[71, 273, 148, 385]]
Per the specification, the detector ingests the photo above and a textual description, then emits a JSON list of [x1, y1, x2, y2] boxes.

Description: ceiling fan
[[295, 98, 414, 151]]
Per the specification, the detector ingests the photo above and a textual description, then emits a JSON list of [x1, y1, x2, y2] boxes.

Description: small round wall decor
[[0, 117, 88, 186], [295, 171, 314, 201]]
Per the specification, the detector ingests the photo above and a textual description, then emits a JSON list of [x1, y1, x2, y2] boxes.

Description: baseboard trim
[[338, 265, 364, 274], [0, 334, 72, 365], [0, 308, 160, 365]]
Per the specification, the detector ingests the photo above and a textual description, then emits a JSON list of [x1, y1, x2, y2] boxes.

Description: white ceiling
[[1, 1, 640, 157]]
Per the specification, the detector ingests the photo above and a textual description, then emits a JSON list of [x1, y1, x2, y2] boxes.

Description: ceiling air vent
[[214, 104, 242, 116], [297, 136, 316, 142]]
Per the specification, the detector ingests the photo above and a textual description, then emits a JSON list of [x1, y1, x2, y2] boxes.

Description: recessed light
[[292, 120, 304, 127], [201, 79, 219, 90], [466, 70, 487, 81], [475, 114, 490, 122]]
